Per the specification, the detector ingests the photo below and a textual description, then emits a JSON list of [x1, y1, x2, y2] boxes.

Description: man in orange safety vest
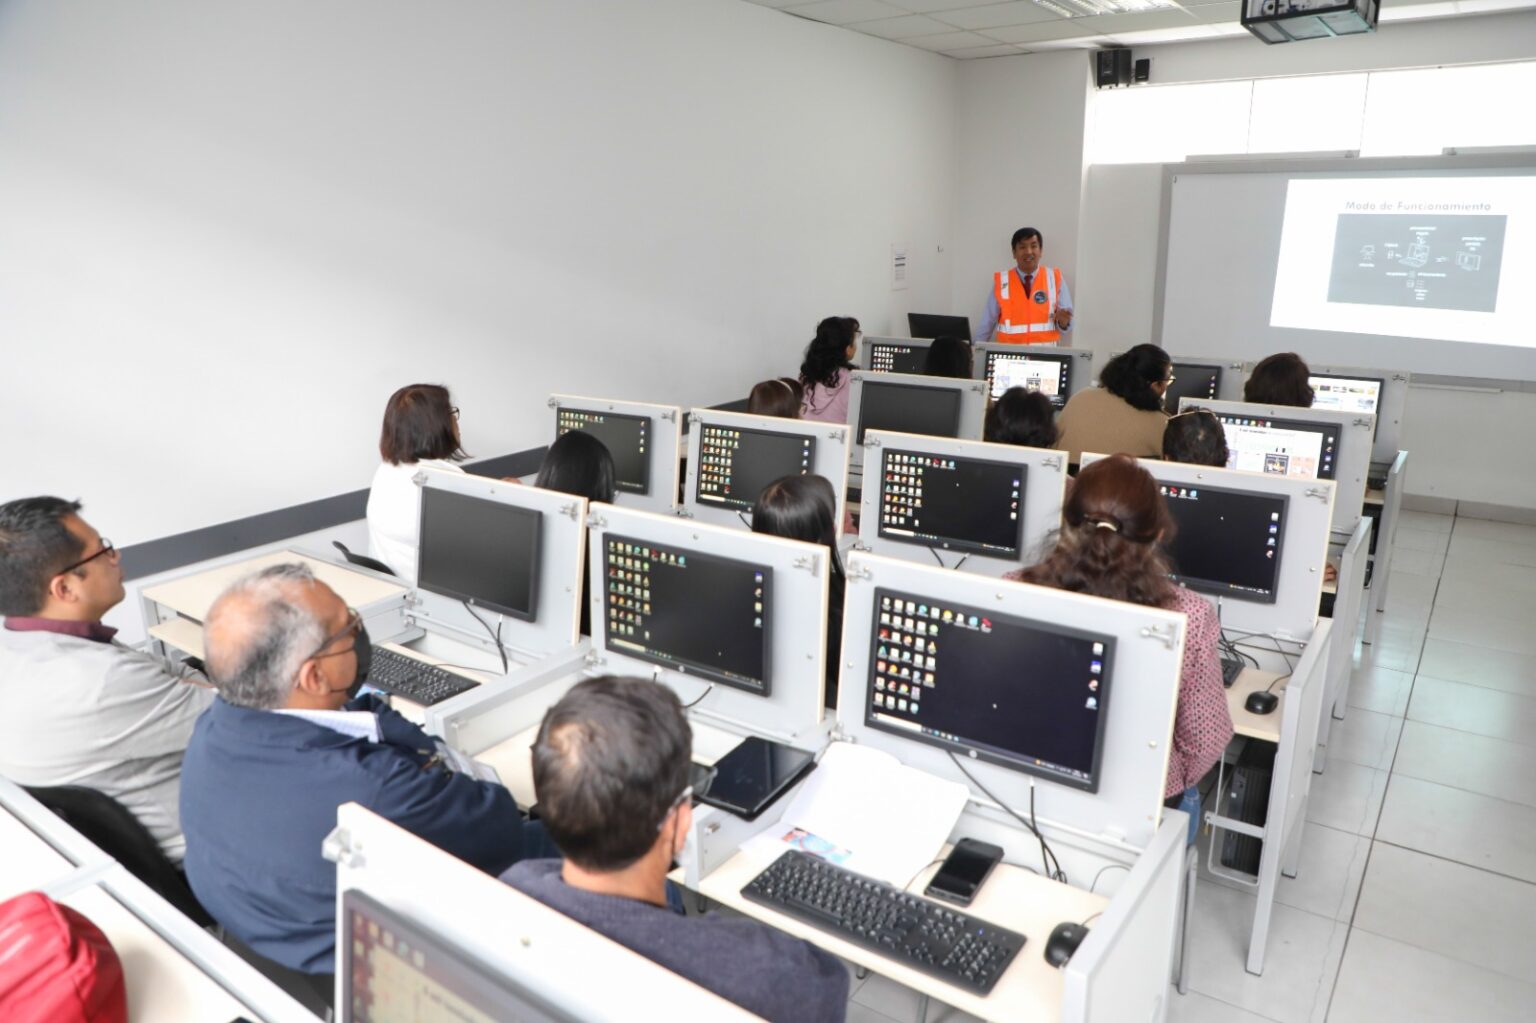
[[976, 227, 1073, 345]]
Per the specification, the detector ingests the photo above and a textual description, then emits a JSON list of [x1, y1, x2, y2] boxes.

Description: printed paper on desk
[[766, 741, 968, 887]]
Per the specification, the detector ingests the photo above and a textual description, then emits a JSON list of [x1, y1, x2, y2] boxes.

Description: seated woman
[[535, 431, 616, 637], [1162, 409, 1229, 467], [922, 337, 973, 379], [1008, 455, 1233, 842], [752, 475, 845, 710], [1054, 344, 1172, 465], [747, 377, 804, 419], [985, 387, 1058, 449], [1244, 352, 1314, 407], [798, 317, 861, 423], [367, 384, 468, 581]]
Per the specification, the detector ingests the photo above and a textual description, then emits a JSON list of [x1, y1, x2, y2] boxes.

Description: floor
[[841, 509, 1536, 1023]]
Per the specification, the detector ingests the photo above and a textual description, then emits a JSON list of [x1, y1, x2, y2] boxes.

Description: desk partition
[[547, 394, 683, 514], [681, 409, 849, 531], [845, 371, 988, 481], [1235, 362, 1410, 465]]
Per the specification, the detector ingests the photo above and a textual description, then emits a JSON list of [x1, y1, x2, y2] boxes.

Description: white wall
[[0, 0, 958, 546]]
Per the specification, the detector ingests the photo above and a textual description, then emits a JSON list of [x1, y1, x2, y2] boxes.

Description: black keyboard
[[367, 648, 479, 706], [1221, 657, 1246, 688], [741, 850, 1025, 994]]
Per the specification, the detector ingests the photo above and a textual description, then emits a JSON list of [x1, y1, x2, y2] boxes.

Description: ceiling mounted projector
[[1242, 0, 1379, 43]]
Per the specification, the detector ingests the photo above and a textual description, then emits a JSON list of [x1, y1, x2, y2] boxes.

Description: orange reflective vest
[[993, 265, 1064, 344]]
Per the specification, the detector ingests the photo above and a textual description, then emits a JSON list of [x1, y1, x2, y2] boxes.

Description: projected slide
[[1271, 176, 1535, 347]]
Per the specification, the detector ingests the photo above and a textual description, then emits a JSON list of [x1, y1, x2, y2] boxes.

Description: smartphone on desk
[[924, 838, 1004, 907]]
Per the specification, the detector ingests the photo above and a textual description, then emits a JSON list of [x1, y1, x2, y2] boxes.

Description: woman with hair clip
[[535, 431, 616, 636], [752, 475, 845, 709], [747, 377, 804, 419], [1009, 454, 1232, 842], [798, 316, 861, 423], [1054, 343, 1173, 465]]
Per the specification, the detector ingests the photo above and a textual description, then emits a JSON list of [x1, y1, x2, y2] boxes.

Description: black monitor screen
[[869, 342, 929, 375], [908, 313, 972, 341], [865, 589, 1115, 791], [856, 380, 964, 445], [555, 408, 651, 494], [342, 889, 578, 1023], [417, 488, 541, 621], [1158, 481, 1287, 603], [1165, 362, 1222, 408], [695, 424, 815, 512], [985, 351, 1073, 406], [877, 449, 1026, 557], [1215, 413, 1339, 481], [602, 535, 772, 694]]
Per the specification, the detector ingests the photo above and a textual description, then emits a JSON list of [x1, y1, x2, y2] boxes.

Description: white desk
[[142, 550, 405, 623], [0, 806, 77, 899], [1226, 667, 1287, 744], [698, 843, 1106, 1023]]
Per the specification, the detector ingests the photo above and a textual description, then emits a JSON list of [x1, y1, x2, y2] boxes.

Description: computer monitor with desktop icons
[[1212, 412, 1339, 481], [694, 423, 813, 513], [982, 350, 1073, 406], [549, 395, 683, 512], [1156, 479, 1288, 604], [875, 447, 1025, 559]]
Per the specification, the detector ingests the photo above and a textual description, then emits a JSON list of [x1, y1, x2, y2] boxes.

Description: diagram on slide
[[1326, 213, 1506, 312]]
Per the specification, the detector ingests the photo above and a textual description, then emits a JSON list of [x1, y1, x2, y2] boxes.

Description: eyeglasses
[[450, 406, 461, 420], [56, 539, 115, 576], [309, 608, 363, 661], [657, 785, 693, 833]]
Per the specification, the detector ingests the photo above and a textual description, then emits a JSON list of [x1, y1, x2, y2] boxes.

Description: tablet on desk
[[695, 737, 816, 821]]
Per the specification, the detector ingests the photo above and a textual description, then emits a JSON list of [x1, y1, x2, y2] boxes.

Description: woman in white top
[[366, 383, 468, 581]]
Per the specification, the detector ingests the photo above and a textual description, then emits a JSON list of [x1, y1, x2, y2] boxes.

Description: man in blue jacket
[[180, 562, 545, 975]]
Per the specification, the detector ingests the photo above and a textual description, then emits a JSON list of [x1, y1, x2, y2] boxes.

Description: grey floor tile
[[1444, 534, 1536, 569], [852, 973, 932, 1023], [1166, 989, 1281, 1023], [1427, 605, 1536, 656], [1392, 510, 1453, 534], [1322, 708, 1403, 771], [1375, 775, 1536, 884], [1182, 883, 1343, 1023], [845, 1000, 905, 1023], [1197, 822, 1366, 922], [1305, 761, 1388, 837], [1428, 577, 1536, 625], [1392, 720, 1536, 809], [1353, 841, 1536, 983], [1438, 557, 1536, 595], [1388, 527, 1450, 554], [1326, 929, 1536, 1022], [1343, 664, 1410, 717], [1407, 676, 1536, 747], [1451, 517, 1536, 546], [1416, 638, 1536, 698], [1384, 548, 1445, 578]]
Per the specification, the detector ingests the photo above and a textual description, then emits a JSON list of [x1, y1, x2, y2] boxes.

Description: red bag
[[0, 891, 128, 1023]]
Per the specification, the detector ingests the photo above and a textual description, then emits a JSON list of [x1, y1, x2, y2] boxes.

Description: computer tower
[[1219, 741, 1275, 875]]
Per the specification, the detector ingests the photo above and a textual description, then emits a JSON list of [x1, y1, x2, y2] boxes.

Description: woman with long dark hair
[[1244, 352, 1315, 408], [535, 431, 616, 636], [1054, 344, 1172, 465], [798, 317, 861, 423], [985, 387, 1058, 449]]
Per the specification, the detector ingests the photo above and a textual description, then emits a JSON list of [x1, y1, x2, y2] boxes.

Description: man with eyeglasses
[[179, 562, 551, 979], [0, 496, 214, 862], [503, 676, 848, 1022]]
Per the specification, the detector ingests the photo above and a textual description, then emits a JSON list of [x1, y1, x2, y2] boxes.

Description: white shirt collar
[[274, 708, 381, 742]]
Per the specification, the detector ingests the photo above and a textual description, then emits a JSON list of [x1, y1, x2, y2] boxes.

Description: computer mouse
[[1044, 921, 1088, 968], [1245, 690, 1279, 715]]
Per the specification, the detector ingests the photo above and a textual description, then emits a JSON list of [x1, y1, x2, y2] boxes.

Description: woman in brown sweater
[[1054, 344, 1172, 465]]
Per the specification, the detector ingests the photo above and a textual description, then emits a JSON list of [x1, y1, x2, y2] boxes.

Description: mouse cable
[[1088, 862, 1129, 894], [947, 751, 1066, 884], [681, 683, 714, 709], [462, 601, 509, 675]]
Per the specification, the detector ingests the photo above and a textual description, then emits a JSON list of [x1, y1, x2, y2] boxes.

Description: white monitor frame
[[410, 468, 588, 662], [548, 394, 682, 514], [859, 335, 935, 374], [1304, 363, 1410, 464], [973, 343, 1095, 405], [836, 552, 1186, 850], [1178, 397, 1373, 534], [1082, 453, 1335, 641], [846, 371, 988, 479], [856, 430, 1067, 577], [680, 409, 849, 532]]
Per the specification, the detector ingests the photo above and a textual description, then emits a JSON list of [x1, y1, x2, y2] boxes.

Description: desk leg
[[1280, 803, 1304, 880], [916, 993, 930, 1023]]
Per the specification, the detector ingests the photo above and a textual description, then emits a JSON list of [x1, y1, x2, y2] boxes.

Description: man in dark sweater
[[501, 676, 848, 1023]]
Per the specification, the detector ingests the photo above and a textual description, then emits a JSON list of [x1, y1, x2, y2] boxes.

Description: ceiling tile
[[742, 0, 804, 8], [946, 42, 1035, 56], [984, 18, 1099, 41], [885, 0, 1005, 11], [782, 0, 909, 24], [1081, 8, 1199, 31], [901, 28, 1005, 48], [937, 1, 1067, 28], [851, 13, 958, 36]]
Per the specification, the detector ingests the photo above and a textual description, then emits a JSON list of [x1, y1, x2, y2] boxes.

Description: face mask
[[328, 624, 373, 701], [667, 810, 697, 877]]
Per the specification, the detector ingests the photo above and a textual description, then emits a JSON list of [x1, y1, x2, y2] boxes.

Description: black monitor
[[1309, 373, 1384, 440], [1214, 412, 1339, 481], [695, 423, 815, 512], [864, 589, 1115, 792], [417, 488, 541, 621], [1157, 480, 1288, 603], [342, 889, 578, 1023], [984, 350, 1073, 406], [868, 340, 929, 375], [555, 407, 651, 494], [908, 313, 972, 341], [855, 379, 964, 445], [1165, 362, 1222, 408], [602, 535, 772, 695], [876, 448, 1026, 557]]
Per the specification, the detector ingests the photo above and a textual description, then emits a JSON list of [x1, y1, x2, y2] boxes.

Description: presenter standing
[[975, 227, 1072, 345]]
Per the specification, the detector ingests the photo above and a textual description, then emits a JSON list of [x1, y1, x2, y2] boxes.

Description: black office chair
[[221, 932, 335, 1018], [24, 785, 215, 928], [332, 540, 395, 576]]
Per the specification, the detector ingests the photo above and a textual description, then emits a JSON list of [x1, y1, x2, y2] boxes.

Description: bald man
[[179, 563, 549, 975]]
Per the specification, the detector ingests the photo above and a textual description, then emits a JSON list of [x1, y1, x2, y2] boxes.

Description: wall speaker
[[1134, 58, 1151, 83], [1094, 49, 1132, 89]]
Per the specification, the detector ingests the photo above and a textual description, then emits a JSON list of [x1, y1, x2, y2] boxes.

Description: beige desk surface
[[141, 550, 405, 622], [1364, 488, 1385, 506], [698, 843, 1106, 1023], [1227, 667, 1286, 743], [0, 808, 77, 899], [480, 718, 745, 810], [61, 885, 253, 1022]]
